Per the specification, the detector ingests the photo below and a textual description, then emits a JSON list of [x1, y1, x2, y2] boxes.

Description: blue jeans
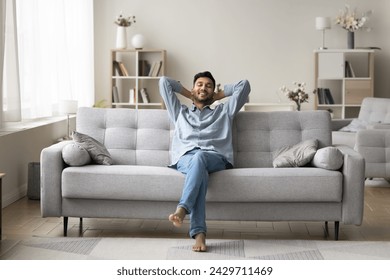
[[175, 149, 231, 238]]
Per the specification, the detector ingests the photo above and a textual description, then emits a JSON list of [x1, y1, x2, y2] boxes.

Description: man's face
[[192, 77, 215, 105]]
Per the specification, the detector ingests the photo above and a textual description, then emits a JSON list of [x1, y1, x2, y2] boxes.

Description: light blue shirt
[[159, 76, 251, 166]]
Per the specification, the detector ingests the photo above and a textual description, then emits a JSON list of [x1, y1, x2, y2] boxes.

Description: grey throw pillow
[[62, 143, 91, 166], [311, 147, 344, 170], [273, 139, 318, 168], [72, 131, 113, 165]]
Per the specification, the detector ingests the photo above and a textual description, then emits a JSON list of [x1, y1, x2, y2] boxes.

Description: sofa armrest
[[334, 144, 365, 225], [331, 118, 353, 131], [40, 141, 71, 217], [356, 129, 390, 178]]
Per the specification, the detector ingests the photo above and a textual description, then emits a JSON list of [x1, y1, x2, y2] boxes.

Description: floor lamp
[[60, 100, 78, 140], [316, 17, 331, 50]]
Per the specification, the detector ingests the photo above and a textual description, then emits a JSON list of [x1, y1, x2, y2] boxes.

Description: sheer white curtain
[[5, 0, 94, 119], [0, 0, 6, 125], [3, 0, 21, 122]]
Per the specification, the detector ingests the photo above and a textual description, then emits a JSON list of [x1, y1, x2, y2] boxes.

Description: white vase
[[131, 34, 145, 49], [116, 26, 127, 49]]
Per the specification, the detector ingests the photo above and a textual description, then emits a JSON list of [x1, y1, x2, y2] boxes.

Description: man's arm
[[159, 76, 183, 122], [224, 80, 251, 117]]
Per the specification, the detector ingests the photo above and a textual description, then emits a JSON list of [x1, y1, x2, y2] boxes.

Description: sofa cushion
[[62, 166, 342, 203], [273, 139, 318, 167], [311, 147, 344, 170], [62, 143, 91, 166], [72, 131, 113, 165]]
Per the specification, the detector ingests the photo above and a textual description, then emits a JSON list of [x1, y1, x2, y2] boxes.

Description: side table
[[0, 173, 4, 240]]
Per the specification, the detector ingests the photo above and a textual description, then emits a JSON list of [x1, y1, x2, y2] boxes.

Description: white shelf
[[314, 49, 375, 119], [111, 49, 166, 109]]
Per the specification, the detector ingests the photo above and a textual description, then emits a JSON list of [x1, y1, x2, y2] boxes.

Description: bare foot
[[192, 233, 207, 252], [168, 207, 186, 227]]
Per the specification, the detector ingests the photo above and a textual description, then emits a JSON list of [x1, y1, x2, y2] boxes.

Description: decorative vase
[[131, 34, 145, 49], [347, 31, 355, 49], [116, 26, 127, 49], [296, 101, 301, 111]]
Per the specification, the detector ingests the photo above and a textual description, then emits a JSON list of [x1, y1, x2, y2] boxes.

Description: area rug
[[1, 237, 390, 260]]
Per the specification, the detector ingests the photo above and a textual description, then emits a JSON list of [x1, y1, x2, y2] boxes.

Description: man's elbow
[[241, 79, 251, 94]]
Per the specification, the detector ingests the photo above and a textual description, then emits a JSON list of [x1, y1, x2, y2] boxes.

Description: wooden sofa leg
[[335, 221, 340, 241], [63, 217, 68, 236]]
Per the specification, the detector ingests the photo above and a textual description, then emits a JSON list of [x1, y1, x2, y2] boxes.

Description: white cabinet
[[314, 49, 375, 119], [111, 49, 166, 109]]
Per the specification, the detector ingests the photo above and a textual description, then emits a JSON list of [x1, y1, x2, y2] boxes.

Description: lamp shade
[[59, 100, 78, 114], [315, 17, 331, 30], [131, 34, 145, 49]]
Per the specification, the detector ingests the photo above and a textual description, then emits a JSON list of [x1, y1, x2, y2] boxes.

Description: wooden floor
[[2, 178, 390, 242]]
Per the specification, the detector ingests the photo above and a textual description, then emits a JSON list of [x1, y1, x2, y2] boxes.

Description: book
[[140, 88, 150, 103], [152, 61, 162, 76], [138, 60, 151, 76], [324, 88, 335, 104], [345, 61, 355, 77], [148, 62, 157, 76], [129, 88, 136, 104], [113, 61, 123, 76], [118, 61, 129, 76], [148, 61, 162, 77], [317, 88, 325, 104], [112, 86, 120, 103]]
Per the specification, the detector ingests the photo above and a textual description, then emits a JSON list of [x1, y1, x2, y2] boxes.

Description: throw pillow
[[339, 118, 368, 132], [62, 143, 91, 166], [311, 146, 344, 170], [72, 131, 113, 165], [273, 139, 318, 168]]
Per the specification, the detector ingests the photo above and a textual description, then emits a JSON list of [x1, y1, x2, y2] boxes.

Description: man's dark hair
[[193, 71, 215, 90]]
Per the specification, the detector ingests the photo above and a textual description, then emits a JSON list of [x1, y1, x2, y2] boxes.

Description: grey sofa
[[41, 107, 365, 240], [332, 97, 390, 179]]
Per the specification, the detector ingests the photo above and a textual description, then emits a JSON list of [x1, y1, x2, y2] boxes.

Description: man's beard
[[193, 92, 214, 105], [194, 96, 214, 105]]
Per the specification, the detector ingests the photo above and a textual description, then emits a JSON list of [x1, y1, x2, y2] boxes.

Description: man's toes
[[169, 214, 182, 227]]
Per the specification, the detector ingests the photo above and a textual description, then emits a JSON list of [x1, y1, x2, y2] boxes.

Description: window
[[2, 0, 94, 120]]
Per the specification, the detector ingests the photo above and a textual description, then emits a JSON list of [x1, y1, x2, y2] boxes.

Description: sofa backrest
[[76, 107, 332, 167], [358, 97, 390, 123], [77, 107, 174, 166], [233, 110, 332, 168]]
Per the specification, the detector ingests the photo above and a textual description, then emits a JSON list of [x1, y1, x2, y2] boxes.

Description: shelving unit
[[314, 49, 375, 119], [111, 49, 166, 109]]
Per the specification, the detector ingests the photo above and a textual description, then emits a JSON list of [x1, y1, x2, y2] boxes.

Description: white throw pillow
[[273, 139, 318, 168], [339, 119, 368, 132], [311, 147, 344, 170]]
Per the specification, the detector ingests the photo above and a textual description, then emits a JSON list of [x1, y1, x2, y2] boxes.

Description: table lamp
[[315, 17, 331, 49], [59, 100, 78, 140]]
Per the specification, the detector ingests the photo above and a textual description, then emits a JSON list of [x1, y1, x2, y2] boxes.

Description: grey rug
[[2, 237, 390, 260]]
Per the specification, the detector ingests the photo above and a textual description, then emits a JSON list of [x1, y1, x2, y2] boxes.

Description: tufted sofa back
[[76, 107, 332, 168], [358, 97, 390, 123], [232, 110, 331, 167]]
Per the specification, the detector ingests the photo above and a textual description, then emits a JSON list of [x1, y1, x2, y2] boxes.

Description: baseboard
[[2, 183, 27, 208]]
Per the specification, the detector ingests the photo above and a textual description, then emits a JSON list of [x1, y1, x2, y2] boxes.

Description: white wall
[[94, 0, 390, 110], [0, 119, 75, 207]]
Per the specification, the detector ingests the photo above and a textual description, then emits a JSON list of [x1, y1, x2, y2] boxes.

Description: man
[[159, 71, 250, 252]]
